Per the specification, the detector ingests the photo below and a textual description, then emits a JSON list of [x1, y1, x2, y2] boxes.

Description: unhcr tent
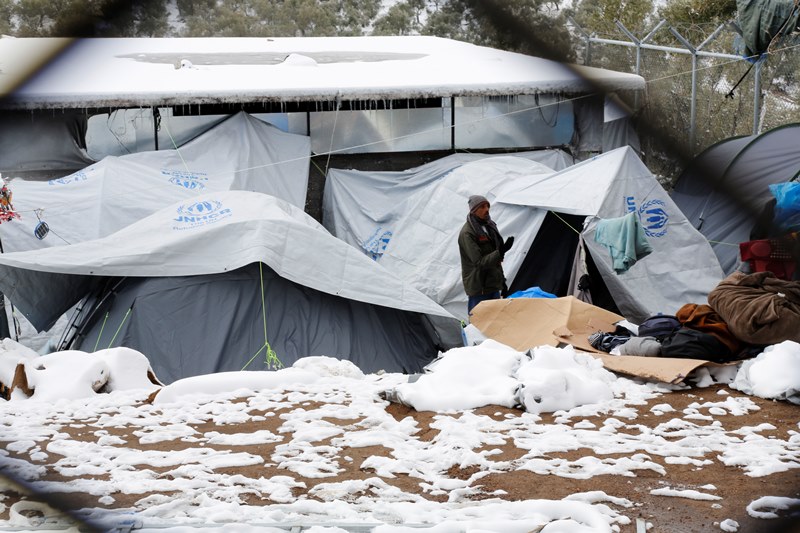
[[671, 123, 800, 274], [323, 149, 573, 260], [497, 147, 725, 322], [326, 147, 723, 322], [1, 112, 311, 253], [0, 191, 460, 383], [324, 155, 561, 319]]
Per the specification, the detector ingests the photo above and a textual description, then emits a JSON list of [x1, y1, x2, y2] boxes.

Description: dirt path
[[1, 384, 798, 532]]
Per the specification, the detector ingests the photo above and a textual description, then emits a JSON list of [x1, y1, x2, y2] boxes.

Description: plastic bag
[[769, 182, 800, 232]]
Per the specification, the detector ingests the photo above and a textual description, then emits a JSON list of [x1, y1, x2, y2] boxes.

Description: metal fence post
[[753, 58, 763, 135], [669, 26, 698, 151]]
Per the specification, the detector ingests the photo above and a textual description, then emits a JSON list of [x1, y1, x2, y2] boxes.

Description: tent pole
[[0, 238, 9, 339], [152, 107, 160, 151], [450, 97, 455, 151]]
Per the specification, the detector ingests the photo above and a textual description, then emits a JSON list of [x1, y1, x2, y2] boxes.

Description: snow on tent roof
[[0, 36, 645, 110], [671, 123, 800, 274]]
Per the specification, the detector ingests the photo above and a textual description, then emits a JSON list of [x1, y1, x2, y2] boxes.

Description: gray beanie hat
[[468, 194, 489, 213]]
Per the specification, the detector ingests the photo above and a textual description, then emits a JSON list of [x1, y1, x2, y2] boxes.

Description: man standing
[[458, 194, 514, 314]]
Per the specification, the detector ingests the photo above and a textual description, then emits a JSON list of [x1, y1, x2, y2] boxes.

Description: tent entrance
[[509, 211, 620, 315]]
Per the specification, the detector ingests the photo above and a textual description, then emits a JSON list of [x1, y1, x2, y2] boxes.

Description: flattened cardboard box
[[469, 296, 733, 384]]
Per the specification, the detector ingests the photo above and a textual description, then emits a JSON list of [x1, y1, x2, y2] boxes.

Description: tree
[[568, 0, 656, 37], [0, 0, 13, 34], [372, 1, 421, 36], [179, 0, 380, 37]]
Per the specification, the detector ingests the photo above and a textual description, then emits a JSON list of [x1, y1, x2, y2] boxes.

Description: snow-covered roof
[[0, 36, 645, 110]]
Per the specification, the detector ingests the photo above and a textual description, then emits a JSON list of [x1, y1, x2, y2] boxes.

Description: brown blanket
[[707, 271, 800, 345], [676, 303, 742, 354]]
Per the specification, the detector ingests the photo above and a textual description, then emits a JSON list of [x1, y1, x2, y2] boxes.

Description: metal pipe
[[586, 37, 741, 59], [753, 58, 763, 135], [669, 26, 698, 151], [615, 21, 642, 108], [642, 19, 667, 43], [698, 23, 727, 51]]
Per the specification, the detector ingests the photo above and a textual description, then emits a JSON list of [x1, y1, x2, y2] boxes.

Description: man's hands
[[502, 236, 514, 253]]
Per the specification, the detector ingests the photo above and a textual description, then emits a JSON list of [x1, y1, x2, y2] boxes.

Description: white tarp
[[0, 190, 457, 330], [377, 157, 556, 320], [496, 147, 725, 320], [1, 112, 310, 252], [323, 150, 572, 260]]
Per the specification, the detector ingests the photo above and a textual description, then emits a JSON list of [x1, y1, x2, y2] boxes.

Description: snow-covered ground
[[0, 338, 799, 532]]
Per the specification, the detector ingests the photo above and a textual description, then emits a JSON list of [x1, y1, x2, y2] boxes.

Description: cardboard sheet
[[469, 296, 734, 384]]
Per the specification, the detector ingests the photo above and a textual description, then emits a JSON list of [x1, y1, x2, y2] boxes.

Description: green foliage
[[179, 0, 380, 37], [568, 0, 656, 37], [12, 0, 169, 36], [0, 0, 14, 34], [372, 1, 421, 35]]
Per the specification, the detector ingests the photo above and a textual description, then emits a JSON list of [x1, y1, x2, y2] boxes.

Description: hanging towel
[[594, 212, 653, 273]]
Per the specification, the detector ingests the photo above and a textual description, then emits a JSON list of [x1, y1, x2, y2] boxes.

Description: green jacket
[[458, 219, 505, 296]]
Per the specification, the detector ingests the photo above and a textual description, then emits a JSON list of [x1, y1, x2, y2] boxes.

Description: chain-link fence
[[573, 20, 800, 183]]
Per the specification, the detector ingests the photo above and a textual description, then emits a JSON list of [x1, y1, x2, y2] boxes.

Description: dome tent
[[0, 191, 460, 383], [671, 123, 800, 274]]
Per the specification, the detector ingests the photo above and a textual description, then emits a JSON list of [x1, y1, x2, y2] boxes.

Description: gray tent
[[671, 123, 800, 274], [0, 191, 459, 383]]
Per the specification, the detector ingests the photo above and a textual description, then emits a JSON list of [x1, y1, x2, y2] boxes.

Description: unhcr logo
[[625, 196, 669, 238], [49, 171, 88, 186], [163, 169, 209, 191], [172, 199, 232, 230]]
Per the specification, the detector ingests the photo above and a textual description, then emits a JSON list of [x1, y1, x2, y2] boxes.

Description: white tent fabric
[[496, 147, 725, 320], [1, 112, 310, 252], [324, 156, 554, 320], [323, 150, 572, 260], [376, 157, 557, 320], [0, 190, 454, 324]]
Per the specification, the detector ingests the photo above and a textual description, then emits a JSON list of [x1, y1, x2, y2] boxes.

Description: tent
[[496, 147, 725, 322], [0, 191, 460, 383], [322, 149, 573, 260], [0, 112, 311, 253], [324, 155, 562, 319], [325, 147, 724, 323], [671, 123, 800, 274]]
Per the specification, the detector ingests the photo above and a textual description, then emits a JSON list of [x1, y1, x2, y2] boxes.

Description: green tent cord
[[106, 308, 131, 349], [92, 311, 110, 352], [242, 262, 283, 371]]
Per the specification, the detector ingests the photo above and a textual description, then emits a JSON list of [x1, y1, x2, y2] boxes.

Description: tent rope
[[323, 96, 342, 178], [550, 210, 582, 235], [106, 307, 131, 349], [242, 262, 283, 371], [92, 311, 110, 352], [160, 116, 192, 173]]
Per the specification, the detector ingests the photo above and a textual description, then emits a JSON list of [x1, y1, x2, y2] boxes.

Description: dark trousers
[[467, 291, 501, 315]]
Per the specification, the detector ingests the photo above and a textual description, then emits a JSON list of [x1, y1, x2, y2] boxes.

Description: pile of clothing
[[589, 271, 800, 361]]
